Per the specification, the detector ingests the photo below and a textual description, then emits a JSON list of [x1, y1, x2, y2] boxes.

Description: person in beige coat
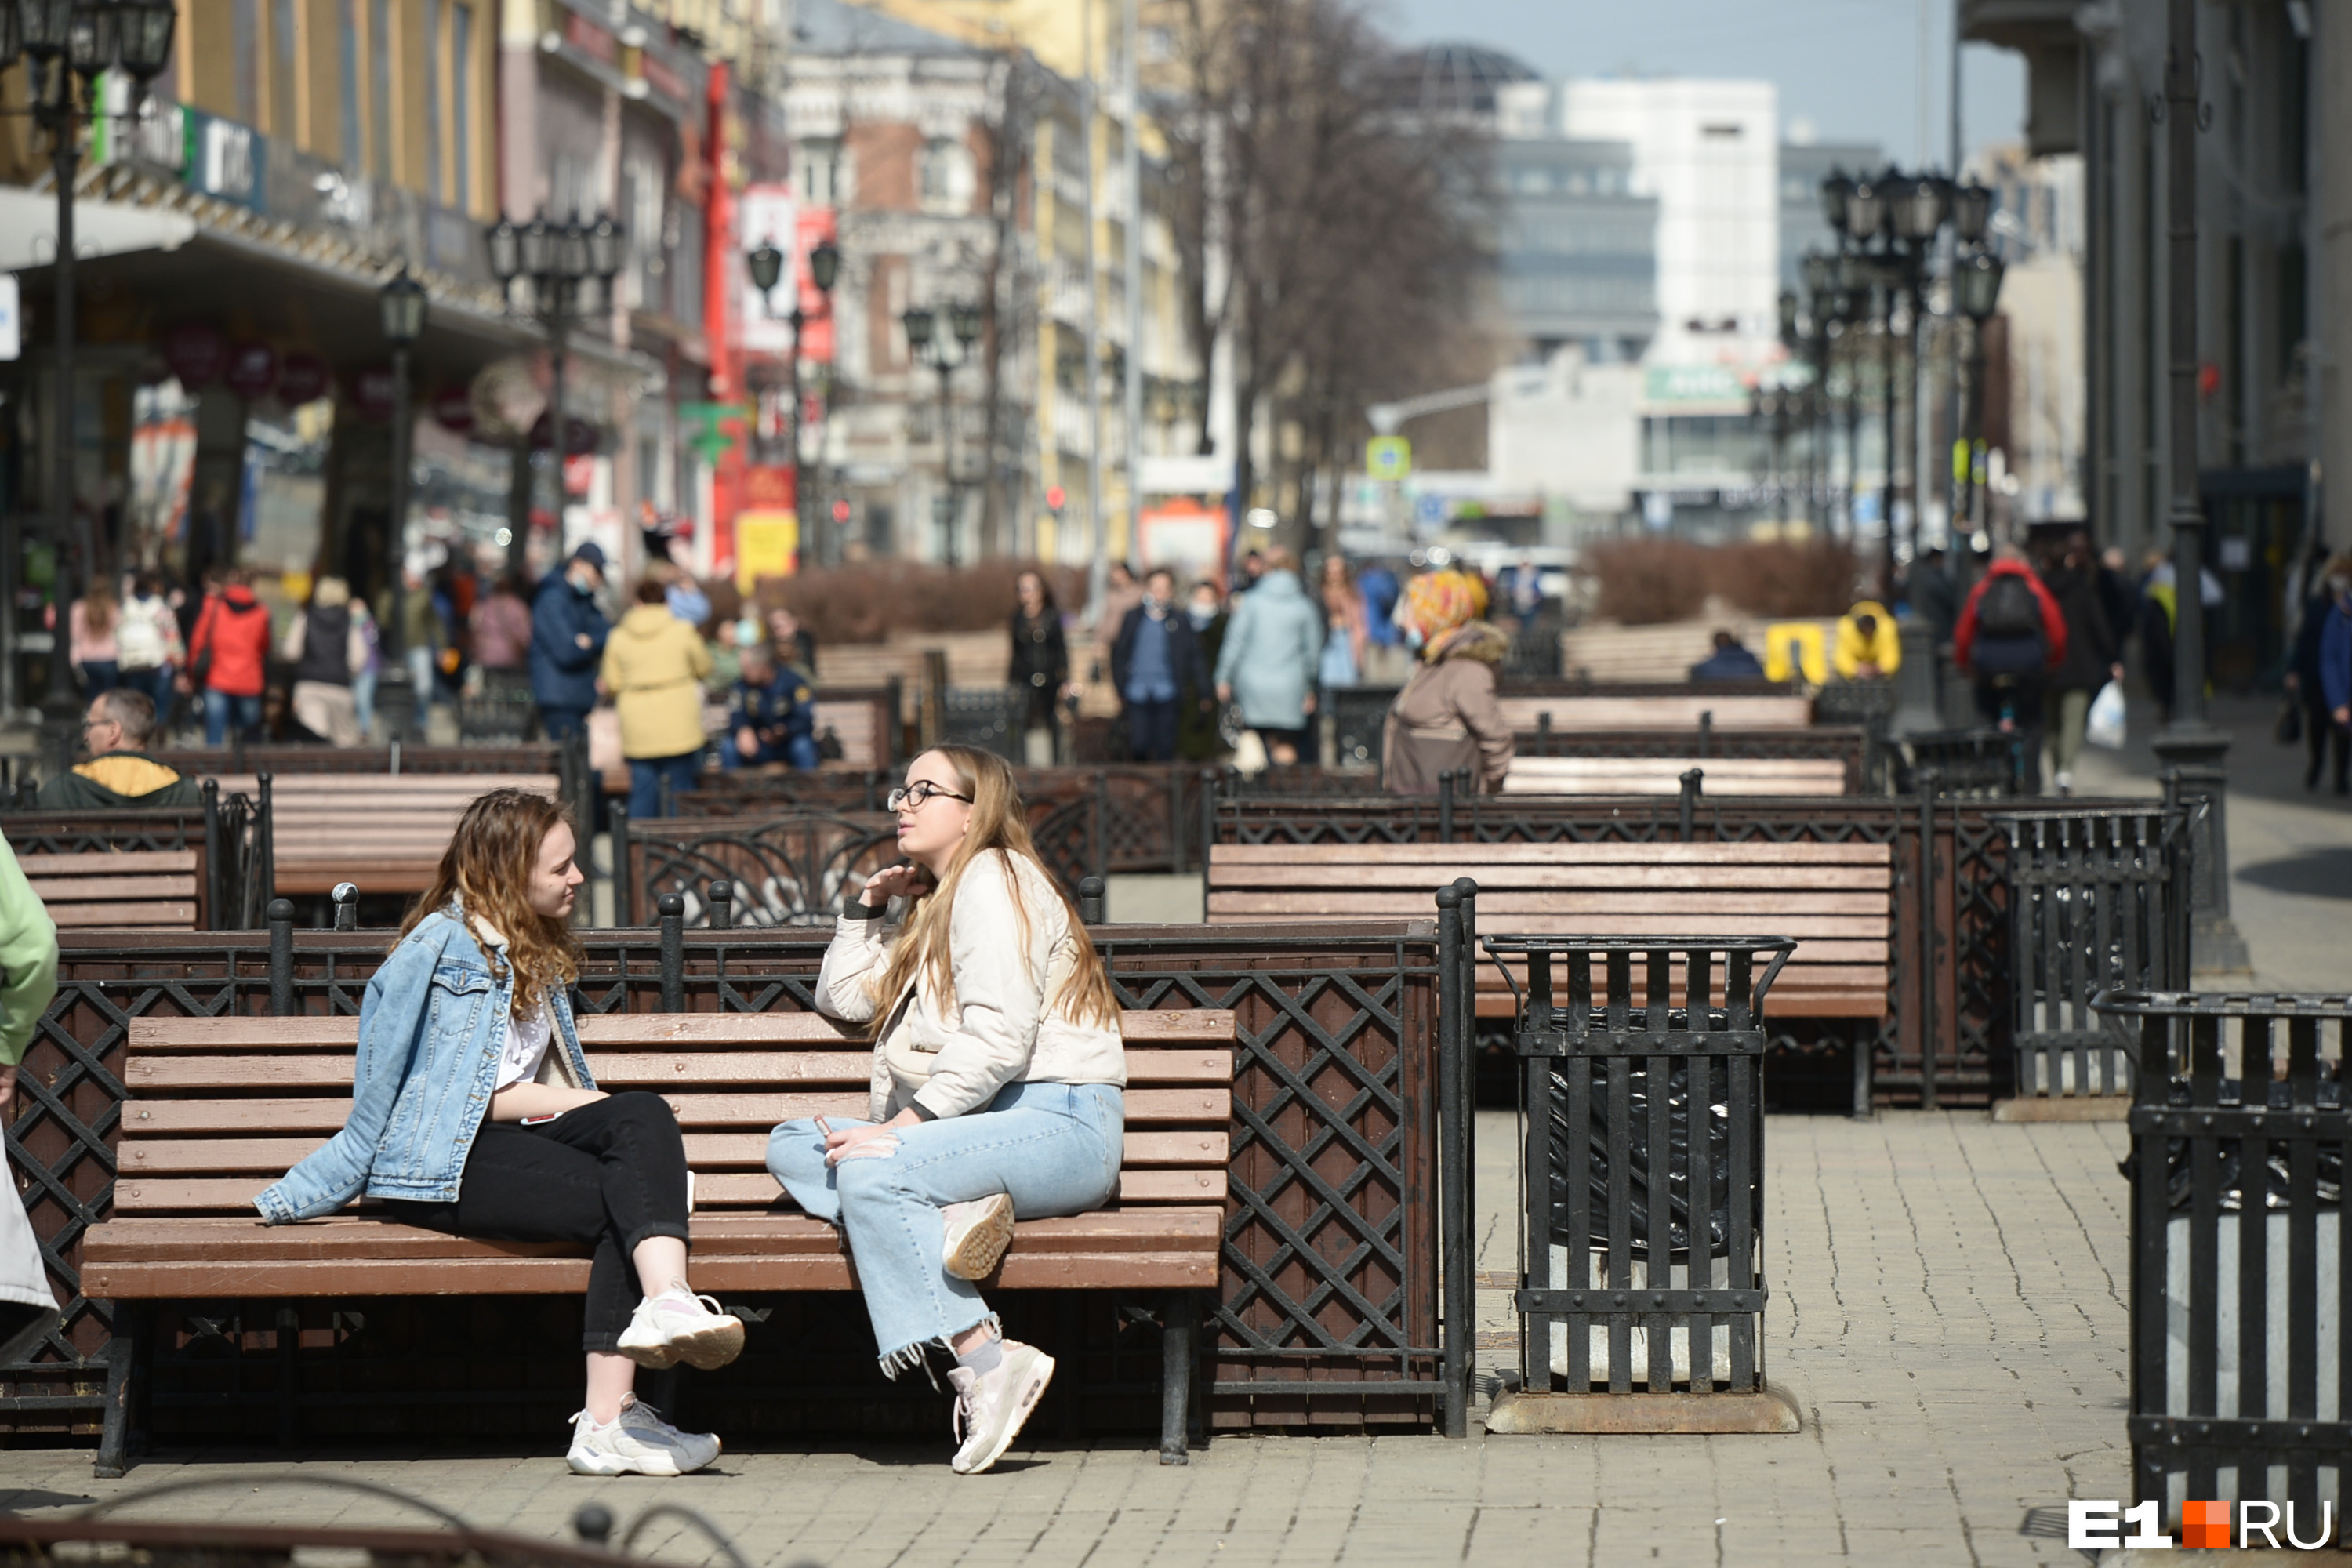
[[765, 744, 1127, 1475], [1381, 619, 1515, 795], [601, 579, 714, 820]]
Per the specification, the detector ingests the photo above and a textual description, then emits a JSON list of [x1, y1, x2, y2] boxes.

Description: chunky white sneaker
[[942, 1193, 1015, 1281], [566, 1395, 722, 1476], [616, 1290, 746, 1371], [946, 1338, 1055, 1475]]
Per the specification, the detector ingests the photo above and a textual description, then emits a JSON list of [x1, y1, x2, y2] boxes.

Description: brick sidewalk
[[0, 1111, 2139, 1566]]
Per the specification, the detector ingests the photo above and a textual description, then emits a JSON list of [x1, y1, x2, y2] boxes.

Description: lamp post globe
[[808, 238, 840, 295], [20, 0, 74, 60], [949, 300, 982, 348], [518, 211, 554, 281], [1891, 172, 1949, 245], [555, 215, 590, 283], [1952, 180, 1994, 245], [586, 213, 623, 282], [379, 266, 427, 344], [746, 238, 784, 299], [0, 1, 20, 67], [901, 307, 935, 352], [1955, 250, 2005, 322], [1802, 249, 1836, 303], [67, 0, 119, 82], [116, 0, 174, 79], [486, 216, 521, 285], [1818, 169, 1854, 235]]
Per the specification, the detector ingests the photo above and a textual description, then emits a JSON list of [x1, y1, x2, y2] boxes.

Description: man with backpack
[[1953, 541, 2069, 792]]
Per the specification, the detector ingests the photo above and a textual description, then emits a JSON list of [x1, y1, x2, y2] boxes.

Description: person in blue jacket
[[532, 543, 611, 741], [721, 643, 820, 770], [2315, 552, 2352, 797]]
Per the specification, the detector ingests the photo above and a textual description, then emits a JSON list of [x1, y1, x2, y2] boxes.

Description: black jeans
[[1124, 697, 1178, 762], [1972, 673, 2047, 793], [385, 1091, 691, 1352]]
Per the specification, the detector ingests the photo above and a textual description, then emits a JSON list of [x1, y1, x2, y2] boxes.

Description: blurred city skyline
[[1374, 0, 2030, 171]]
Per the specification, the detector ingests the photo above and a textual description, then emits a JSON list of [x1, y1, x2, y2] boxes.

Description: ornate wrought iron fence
[[612, 812, 901, 927], [2, 786, 269, 931], [6, 915, 1453, 1443], [2093, 990, 2347, 1533], [1483, 935, 1786, 1399]]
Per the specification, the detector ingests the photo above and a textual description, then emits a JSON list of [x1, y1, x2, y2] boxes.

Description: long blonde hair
[[869, 746, 1120, 1031], [401, 788, 584, 1018]]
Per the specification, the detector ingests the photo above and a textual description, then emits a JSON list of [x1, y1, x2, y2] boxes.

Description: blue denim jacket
[[252, 909, 596, 1222]]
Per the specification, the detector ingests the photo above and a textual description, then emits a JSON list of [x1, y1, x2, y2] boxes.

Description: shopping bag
[[2085, 680, 2128, 750], [0, 1147, 60, 1364], [2275, 699, 2303, 746]]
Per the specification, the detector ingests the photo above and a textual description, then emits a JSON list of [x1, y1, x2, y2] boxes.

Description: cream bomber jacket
[[814, 849, 1127, 1122]]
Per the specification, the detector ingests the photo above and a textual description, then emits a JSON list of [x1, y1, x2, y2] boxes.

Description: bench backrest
[[116, 1009, 1236, 1220], [1206, 840, 1890, 1015], [1501, 757, 1849, 797], [215, 774, 558, 895], [22, 849, 202, 929], [1497, 693, 1814, 732]]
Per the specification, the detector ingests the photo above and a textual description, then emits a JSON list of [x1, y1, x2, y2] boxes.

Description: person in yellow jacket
[[1832, 600, 1902, 681], [602, 579, 715, 821]]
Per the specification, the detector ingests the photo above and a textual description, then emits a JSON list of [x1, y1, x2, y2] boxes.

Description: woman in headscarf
[[1381, 571, 1515, 795]]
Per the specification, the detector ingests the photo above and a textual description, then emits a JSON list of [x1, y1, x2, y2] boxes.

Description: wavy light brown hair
[[401, 788, 584, 1018], [869, 746, 1120, 1032]]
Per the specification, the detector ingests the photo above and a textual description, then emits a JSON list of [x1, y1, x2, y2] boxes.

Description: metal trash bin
[[2092, 989, 2347, 1534], [1481, 935, 1798, 1432]]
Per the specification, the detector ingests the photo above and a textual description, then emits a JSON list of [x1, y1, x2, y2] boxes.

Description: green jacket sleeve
[[0, 839, 58, 1066]]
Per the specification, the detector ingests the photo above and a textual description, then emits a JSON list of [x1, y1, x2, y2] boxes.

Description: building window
[[920, 137, 975, 214], [339, 0, 362, 168], [796, 137, 845, 206], [234, 0, 258, 123], [423, 0, 441, 201], [370, 0, 392, 181], [450, 2, 472, 209], [270, 0, 296, 136]]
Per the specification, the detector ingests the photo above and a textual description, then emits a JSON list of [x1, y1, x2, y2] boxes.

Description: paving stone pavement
[[0, 1111, 2143, 1567]]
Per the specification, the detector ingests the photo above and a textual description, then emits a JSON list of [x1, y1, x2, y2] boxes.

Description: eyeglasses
[[887, 782, 973, 812]]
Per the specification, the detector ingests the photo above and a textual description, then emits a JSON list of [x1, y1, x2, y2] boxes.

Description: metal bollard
[[610, 798, 633, 927], [330, 883, 359, 931], [1697, 710, 1713, 757], [267, 898, 296, 1015], [658, 895, 685, 1011], [1437, 768, 1457, 844], [1076, 876, 1106, 926], [201, 779, 225, 932], [1678, 768, 1704, 843], [708, 879, 734, 931]]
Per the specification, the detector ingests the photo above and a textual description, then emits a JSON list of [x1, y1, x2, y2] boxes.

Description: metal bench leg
[[1160, 1290, 1195, 1465], [95, 1315, 136, 1479], [1851, 1025, 1874, 1120]]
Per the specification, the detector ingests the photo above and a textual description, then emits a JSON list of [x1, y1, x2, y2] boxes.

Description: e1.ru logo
[[2070, 1499, 2337, 1550]]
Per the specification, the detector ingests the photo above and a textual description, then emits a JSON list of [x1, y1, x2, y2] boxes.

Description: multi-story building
[[1489, 135, 1659, 367]]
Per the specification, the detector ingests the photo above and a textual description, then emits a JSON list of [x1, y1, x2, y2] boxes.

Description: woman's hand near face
[[859, 863, 930, 907]]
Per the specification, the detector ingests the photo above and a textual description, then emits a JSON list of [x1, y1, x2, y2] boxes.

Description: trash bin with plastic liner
[[2092, 989, 2345, 1538], [1480, 933, 1802, 1435]]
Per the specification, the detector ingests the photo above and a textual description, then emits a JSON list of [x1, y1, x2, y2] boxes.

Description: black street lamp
[[6, 0, 175, 732], [1951, 249, 2004, 546], [902, 302, 977, 565], [745, 234, 840, 564], [487, 206, 623, 578], [378, 267, 426, 671]]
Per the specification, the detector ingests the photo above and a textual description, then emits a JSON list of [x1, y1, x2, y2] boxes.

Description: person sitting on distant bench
[[35, 688, 199, 809], [721, 644, 820, 771], [1689, 630, 1767, 682]]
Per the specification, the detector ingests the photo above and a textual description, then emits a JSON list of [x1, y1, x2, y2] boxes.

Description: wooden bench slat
[[1209, 897, 1888, 927], [16, 851, 198, 875], [1208, 842, 1889, 866], [1210, 865, 1893, 892], [121, 1127, 1230, 1175], [49, 902, 201, 927], [126, 1046, 1236, 1091], [131, 1009, 1239, 1050], [28, 875, 199, 902]]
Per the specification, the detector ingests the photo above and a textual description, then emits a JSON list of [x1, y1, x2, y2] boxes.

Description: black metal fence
[[2095, 990, 2347, 1534], [4, 913, 1457, 1445], [1998, 809, 2190, 1105], [1483, 935, 1785, 1397], [2, 786, 270, 931]]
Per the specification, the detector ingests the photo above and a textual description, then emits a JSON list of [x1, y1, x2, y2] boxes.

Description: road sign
[[1366, 435, 1411, 481]]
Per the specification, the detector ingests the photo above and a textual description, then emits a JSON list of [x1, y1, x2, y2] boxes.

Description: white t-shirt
[[495, 998, 555, 1090]]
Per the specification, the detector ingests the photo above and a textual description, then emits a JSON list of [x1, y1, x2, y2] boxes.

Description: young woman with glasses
[[255, 789, 744, 1476], [766, 746, 1126, 1475]]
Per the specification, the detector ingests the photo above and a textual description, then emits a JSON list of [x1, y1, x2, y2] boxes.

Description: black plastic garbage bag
[[1544, 1053, 1761, 1259], [2118, 1076, 2346, 1213]]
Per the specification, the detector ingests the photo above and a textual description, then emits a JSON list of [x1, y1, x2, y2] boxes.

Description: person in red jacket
[[1952, 542, 2069, 792], [182, 566, 275, 745]]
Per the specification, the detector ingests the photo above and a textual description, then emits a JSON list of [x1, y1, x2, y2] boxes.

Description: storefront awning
[[0, 187, 198, 271]]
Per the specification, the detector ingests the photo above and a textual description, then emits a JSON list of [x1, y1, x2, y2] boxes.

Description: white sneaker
[[566, 1395, 722, 1476], [616, 1290, 746, 1371], [946, 1338, 1055, 1475], [2053, 769, 2073, 797], [942, 1193, 1015, 1281]]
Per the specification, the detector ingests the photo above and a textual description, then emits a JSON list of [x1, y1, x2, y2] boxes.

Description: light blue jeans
[[766, 1080, 1124, 1375]]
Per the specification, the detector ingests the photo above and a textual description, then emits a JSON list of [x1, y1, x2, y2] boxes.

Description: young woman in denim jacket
[[253, 788, 743, 1476], [767, 746, 1127, 1475]]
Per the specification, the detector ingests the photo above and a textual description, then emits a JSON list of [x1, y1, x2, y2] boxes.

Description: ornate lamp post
[[746, 234, 840, 562], [377, 267, 426, 670], [9, 0, 176, 728], [1951, 249, 2004, 544], [902, 302, 982, 566], [486, 208, 623, 577]]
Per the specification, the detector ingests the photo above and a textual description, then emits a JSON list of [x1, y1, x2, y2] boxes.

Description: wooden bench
[[20, 850, 202, 928], [1497, 693, 1814, 732], [84, 1006, 1235, 1472], [216, 773, 559, 896], [1501, 757, 1850, 797], [1207, 841, 1891, 1105]]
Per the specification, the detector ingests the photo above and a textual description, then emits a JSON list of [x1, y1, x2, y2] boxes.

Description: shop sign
[[183, 110, 264, 209], [432, 387, 475, 434], [277, 352, 330, 405], [564, 11, 616, 62], [224, 342, 280, 400], [564, 454, 596, 496], [744, 465, 795, 512], [164, 323, 229, 388]]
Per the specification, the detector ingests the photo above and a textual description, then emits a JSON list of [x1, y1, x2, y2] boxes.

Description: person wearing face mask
[[531, 544, 612, 742], [1111, 568, 1211, 764], [1177, 580, 1229, 762]]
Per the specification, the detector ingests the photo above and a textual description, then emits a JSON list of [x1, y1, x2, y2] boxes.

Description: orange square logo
[[2182, 1499, 2232, 1549]]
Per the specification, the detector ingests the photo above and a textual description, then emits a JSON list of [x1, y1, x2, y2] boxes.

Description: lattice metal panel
[[622, 814, 900, 927]]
